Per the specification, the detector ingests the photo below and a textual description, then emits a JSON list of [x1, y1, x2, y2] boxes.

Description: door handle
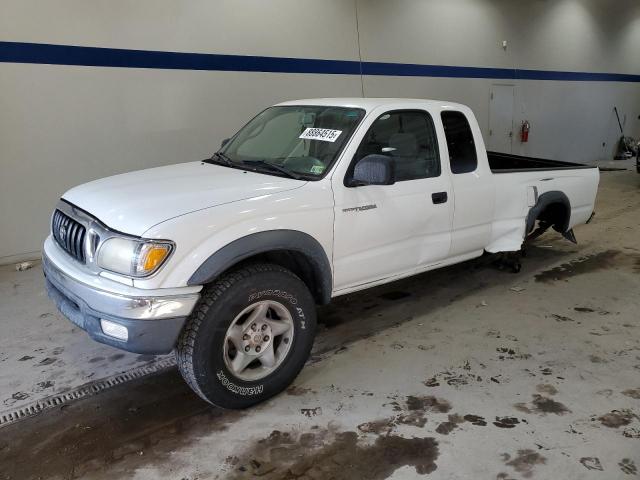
[[431, 192, 448, 204]]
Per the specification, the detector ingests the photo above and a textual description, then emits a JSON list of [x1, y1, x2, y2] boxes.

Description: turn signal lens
[[137, 244, 172, 275]]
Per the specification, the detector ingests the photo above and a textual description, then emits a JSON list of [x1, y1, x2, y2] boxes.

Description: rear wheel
[[176, 263, 316, 409]]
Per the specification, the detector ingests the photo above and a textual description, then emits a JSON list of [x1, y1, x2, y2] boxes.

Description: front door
[[488, 84, 515, 153], [332, 109, 453, 291]]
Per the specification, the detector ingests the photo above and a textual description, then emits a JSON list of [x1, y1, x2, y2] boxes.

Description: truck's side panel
[[487, 167, 599, 252]]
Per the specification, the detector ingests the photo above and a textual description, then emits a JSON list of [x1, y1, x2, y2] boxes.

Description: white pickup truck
[[44, 98, 599, 408]]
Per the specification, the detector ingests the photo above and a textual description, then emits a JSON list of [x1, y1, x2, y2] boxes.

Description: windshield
[[218, 105, 366, 179]]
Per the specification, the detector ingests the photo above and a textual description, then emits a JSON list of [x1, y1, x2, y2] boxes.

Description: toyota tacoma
[[44, 98, 599, 408]]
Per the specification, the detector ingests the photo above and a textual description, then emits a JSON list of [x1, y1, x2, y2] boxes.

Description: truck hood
[[62, 161, 305, 236]]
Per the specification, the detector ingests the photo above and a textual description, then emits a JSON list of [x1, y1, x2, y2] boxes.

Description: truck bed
[[488, 151, 597, 173]]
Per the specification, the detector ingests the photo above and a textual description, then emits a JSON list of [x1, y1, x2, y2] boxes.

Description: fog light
[[100, 319, 129, 341]]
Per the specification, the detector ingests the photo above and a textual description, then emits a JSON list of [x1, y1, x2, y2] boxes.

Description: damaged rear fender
[[525, 191, 571, 235]]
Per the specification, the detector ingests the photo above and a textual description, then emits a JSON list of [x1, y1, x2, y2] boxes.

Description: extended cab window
[[441, 111, 478, 174], [352, 110, 441, 182], [219, 106, 365, 179]]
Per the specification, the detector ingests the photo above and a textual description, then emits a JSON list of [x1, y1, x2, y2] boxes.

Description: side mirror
[[350, 155, 395, 186], [220, 138, 230, 148]]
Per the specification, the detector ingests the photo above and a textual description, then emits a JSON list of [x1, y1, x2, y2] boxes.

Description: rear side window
[[352, 110, 441, 182], [441, 111, 477, 174]]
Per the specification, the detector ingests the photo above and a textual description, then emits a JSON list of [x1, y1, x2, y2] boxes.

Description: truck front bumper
[[43, 253, 200, 354]]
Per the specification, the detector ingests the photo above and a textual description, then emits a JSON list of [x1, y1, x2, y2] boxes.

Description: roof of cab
[[275, 97, 467, 112]]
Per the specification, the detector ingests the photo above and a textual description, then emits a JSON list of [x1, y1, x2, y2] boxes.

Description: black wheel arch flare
[[187, 230, 333, 305], [526, 190, 571, 234]]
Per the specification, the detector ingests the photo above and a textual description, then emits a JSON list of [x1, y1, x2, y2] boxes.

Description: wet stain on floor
[[622, 388, 640, 400], [406, 395, 451, 414], [534, 250, 621, 283], [589, 355, 608, 364], [36, 380, 54, 390], [493, 417, 520, 429], [514, 394, 571, 415], [423, 377, 440, 387], [550, 313, 575, 323], [38, 357, 57, 366], [623, 427, 640, 439], [0, 369, 241, 479], [358, 395, 456, 432], [227, 429, 439, 479], [286, 385, 313, 396], [574, 306, 596, 313], [620, 459, 638, 475], [580, 457, 604, 471], [502, 449, 546, 478], [7, 392, 29, 404], [434, 414, 465, 435], [535, 384, 558, 395], [300, 407, 322, 418], [422, 361, 485, 387], [357, 418, 396, 435], [598, 410, 637, 428], [463, 414, 488, 426]]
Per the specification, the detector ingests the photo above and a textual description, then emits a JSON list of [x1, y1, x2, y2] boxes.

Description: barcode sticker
[[299, 128, 342, 142]]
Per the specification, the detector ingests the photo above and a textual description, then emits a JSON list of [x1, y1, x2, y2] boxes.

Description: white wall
[[1, 0, 639, 262], [0, 0, 363, 263], [358, 0, 640, 162]]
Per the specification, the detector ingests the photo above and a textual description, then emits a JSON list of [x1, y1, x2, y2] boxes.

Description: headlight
[[97, 237, 173, 277]]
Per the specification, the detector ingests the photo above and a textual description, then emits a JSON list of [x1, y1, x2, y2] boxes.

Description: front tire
[[176, 263, 317, 409]]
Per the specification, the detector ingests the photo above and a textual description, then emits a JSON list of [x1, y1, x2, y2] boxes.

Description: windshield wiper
[[204, 151, 234, 167], [241, 160, 305, 180]]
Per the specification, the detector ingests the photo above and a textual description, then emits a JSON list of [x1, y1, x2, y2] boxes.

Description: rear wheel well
[[526, 191, 571, 235], [216, 250, 327, 305], [536, 202, 570, 233]]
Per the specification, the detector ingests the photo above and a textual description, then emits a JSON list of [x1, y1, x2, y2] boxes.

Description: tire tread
[[176, 263, 300, 404]]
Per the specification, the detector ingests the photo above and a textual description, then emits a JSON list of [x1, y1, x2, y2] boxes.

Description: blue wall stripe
[[1, 41, 639, 83], [362, 61, 517, 80], [0, 42, 361, 75]]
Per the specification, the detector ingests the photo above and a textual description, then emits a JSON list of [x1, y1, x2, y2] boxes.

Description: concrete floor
[[0, 262, 174, 414], [1, 165, 639, 480]]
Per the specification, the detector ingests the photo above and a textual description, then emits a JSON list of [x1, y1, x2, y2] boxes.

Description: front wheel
[[176, 263, 317, 409]]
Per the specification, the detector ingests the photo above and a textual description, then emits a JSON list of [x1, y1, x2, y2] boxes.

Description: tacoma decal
[[343, 204, 377, 213]]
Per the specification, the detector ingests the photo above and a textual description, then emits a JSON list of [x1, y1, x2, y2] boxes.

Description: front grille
[[52, 209, 86, 263]]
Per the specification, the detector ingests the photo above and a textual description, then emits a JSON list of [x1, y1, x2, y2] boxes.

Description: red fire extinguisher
[[520, 120, 530, 143]]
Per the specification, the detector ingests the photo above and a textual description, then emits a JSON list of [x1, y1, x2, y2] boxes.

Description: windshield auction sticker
[[299, 128, 342, 142]]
